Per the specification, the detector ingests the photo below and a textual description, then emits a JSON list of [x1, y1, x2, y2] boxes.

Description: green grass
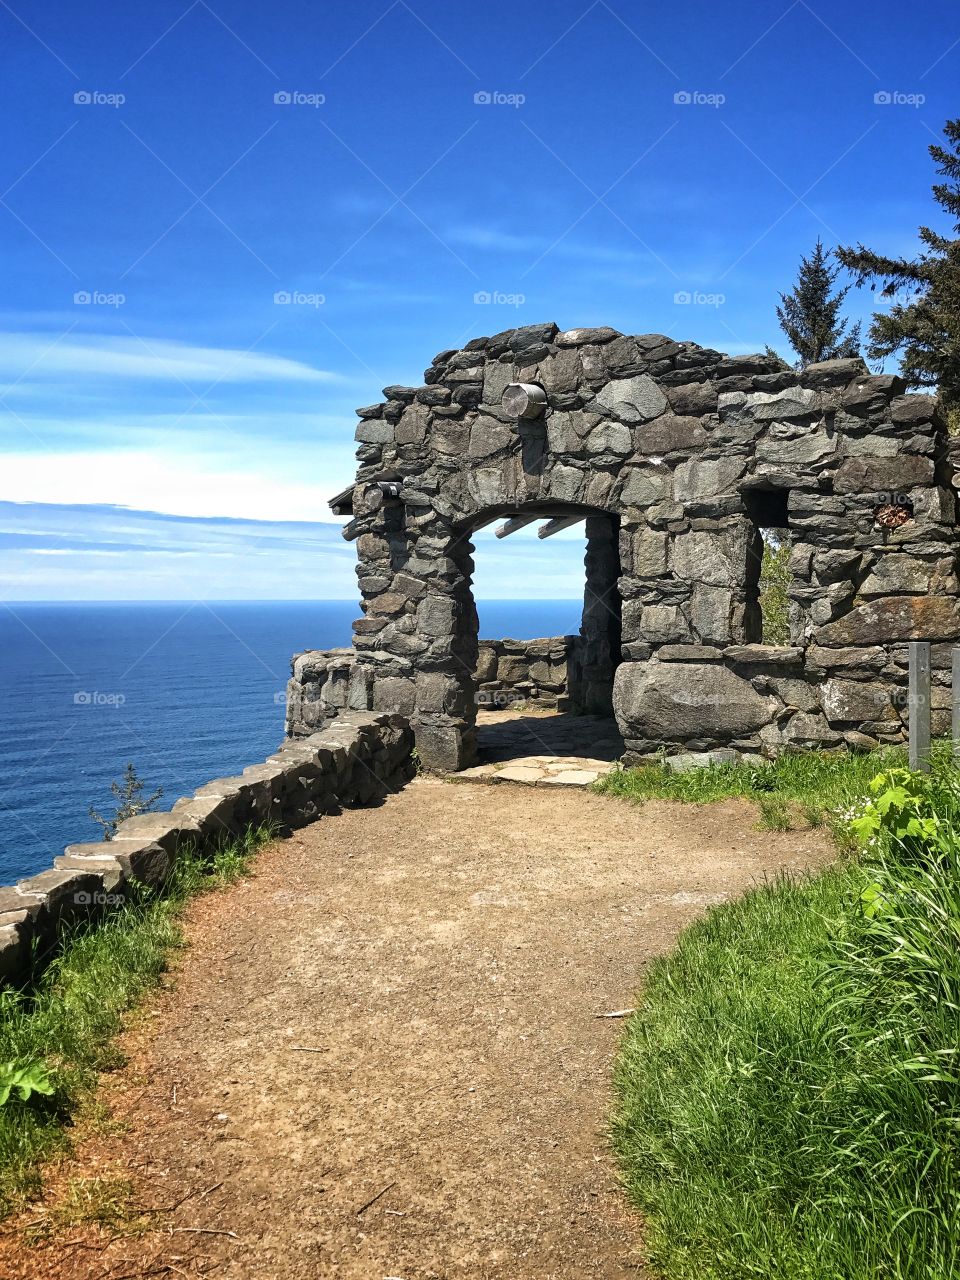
[[595, 745, 905, 835], [0, 825, 274, 1215], [609, 750, 960, 1280]]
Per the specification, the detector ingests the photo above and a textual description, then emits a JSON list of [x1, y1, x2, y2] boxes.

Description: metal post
[[909, 641, 931, 772], [952, 646, 960, 760]]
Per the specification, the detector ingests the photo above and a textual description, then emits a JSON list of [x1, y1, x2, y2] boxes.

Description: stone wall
[[475, 636, 576, 709], [0, 712, 414, 986], [287, 324, 958, 769], [286, 637, 578, 733]]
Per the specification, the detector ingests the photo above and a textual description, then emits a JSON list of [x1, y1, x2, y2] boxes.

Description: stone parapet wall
[[286, 648, 371, 737], [475, 636, 576, 709], [286, 637, 580, 733], [0, 712, 414, 987]]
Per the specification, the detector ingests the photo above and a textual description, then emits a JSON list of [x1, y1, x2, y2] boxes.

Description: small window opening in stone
[[743, 488, 791, 647]]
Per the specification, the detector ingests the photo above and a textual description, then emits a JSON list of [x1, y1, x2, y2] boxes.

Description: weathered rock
[[821, 678, 897, 724], [596, 374, 667, 424], [816, 597, 960, 645], [556, 326, 620, 346], [636, 413, 708, 454], [614, 661, 777, 738], [834, 455, 934, 493]]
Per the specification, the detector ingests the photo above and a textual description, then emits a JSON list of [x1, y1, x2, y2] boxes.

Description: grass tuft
[[0, 824, 274, 1215], [610, 748, 960, 1280]]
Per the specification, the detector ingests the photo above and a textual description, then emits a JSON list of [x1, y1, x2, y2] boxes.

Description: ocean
[[0, 600, 582, 884]]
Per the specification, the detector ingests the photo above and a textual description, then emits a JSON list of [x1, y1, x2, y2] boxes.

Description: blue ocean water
[[0, 600, 581, 884]]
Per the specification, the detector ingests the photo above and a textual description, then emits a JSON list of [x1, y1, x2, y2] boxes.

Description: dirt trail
[[3, 779, 831, 1280]]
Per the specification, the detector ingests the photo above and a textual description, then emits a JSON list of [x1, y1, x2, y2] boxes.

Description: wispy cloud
[[0, 449, 355, 523], [0, 334, 339, 385], [446, 225, 648, 264]]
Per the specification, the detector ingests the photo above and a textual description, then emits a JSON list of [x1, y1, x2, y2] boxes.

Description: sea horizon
[[0, 598, 584, 884]]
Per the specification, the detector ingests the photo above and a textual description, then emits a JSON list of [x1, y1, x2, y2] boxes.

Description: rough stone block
[[613, 661, 777, 739]]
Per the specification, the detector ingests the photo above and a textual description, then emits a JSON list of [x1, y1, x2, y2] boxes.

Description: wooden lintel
[[537, 515, 585, 539], [494, 514, 539, 540]]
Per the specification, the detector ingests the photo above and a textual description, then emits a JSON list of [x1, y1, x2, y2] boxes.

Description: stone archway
[[286, 323, 959, 773]]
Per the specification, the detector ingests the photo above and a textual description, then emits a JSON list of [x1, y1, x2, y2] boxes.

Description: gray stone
[[800, 357, 868, 389], [586, 421, 632, 455], [637, 413, 708, 454], [689, 584, 732, 644], [665, 748, 742, 772], [354, 420, 395, 444], [781, 712, 842, 746], [860, 554, 930, 596], [614, 662, 777, 738], [417, 595, 457, 636], [469, 417, 513, 458], [673, 456, 747, 504], [816, 597, 960, 645], [620, 465, 671, 507], [670, 531, 742, 587], [556, 326, 620, 346], [666, 381, 718, 416], [596, 375, 667, 424], [723, 645, 803, 665], [821, 678, 897, 724], [834, 455, 934, 493]]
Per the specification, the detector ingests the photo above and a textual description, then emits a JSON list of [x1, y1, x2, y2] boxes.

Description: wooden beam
[[495, 514, 539, 540], [537, 515, 585, 539]]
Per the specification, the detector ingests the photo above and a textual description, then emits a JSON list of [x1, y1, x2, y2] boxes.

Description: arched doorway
[[447, 502, 624, 776]]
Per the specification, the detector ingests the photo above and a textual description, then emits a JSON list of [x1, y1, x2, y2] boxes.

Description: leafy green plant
[[613, 753, 960, 1280], [0, 1059, 55, 1108], [848, 767, 941, 857]]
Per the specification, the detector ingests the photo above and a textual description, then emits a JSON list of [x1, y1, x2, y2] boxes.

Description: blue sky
[[0, 0, 956, 599]]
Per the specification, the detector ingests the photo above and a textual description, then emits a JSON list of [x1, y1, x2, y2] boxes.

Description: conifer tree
[[776, 240, 861, 367], [837, 117, 960, 414]]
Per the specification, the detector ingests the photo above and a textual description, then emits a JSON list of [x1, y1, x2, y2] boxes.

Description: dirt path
[[4, 780, 831, 1280]]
